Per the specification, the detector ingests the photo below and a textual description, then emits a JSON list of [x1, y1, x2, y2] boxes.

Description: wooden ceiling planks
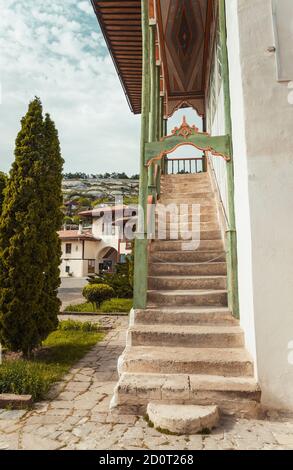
[[91, 0, 142, 114], [91, 0, 215, 116]]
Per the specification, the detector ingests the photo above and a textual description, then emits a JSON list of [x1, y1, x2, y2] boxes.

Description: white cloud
[[78, 1, 93, 15], [0, 0, 140, 175]]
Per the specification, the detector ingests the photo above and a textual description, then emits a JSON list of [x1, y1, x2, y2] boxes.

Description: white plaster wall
[[227, 0, 293, 409], [60, 259, 84, 278], [226, 0, 257, 365], [210, 84, 229, 220]]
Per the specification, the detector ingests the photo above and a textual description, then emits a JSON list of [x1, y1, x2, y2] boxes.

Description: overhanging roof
[[91, 0, 142, 114], [91, 0, 215, 117]]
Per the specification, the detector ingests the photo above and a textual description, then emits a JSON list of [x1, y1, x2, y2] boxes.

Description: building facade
[[58, 205, 133, 277], [92, 0, 293, 413]]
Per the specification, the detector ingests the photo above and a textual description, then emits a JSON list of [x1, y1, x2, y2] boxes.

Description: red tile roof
[[57, 230, 100, 241]]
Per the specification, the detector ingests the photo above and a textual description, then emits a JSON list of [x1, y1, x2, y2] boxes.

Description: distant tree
[[130, 174, 139, 180], [0, 172, 7, 214]]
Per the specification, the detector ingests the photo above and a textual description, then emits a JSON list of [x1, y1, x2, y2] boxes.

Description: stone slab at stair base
[[0, 394, 32, 409], [147, 403, 220, 435]]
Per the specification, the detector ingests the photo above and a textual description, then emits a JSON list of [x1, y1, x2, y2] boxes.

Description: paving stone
[[0, 410, 27, 420], [22, 434, 63, 450], [273, 433, 293, 447]]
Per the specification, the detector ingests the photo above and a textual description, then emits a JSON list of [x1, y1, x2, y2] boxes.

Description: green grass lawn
[[0, 321, 104, 401], [64, 298, 133, 314]]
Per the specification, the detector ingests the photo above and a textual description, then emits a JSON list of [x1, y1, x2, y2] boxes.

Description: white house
[[58, 205, 134, 278]]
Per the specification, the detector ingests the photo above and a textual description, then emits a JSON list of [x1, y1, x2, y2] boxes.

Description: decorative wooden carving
[[163, 116, 206, 140]]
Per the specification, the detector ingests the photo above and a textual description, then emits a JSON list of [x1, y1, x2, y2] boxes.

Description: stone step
[[128, 324, 244, 348], [119, 346, 254, 377], [161, 181, 213, 193], [147, 403, 220, 435], [159, 215, 218, 227], [161, 191, 214, 200], [161, 174, 209, 182], [134, 307, 236, 326], [156, 213, 217, 224], [160, 194, 215, 203], [151, 240, 224, 252], [160, 184, 212, 193], [148, 275, 226, 291], [150, 251, 226, 263], [147, 289, 228, 307], [160, 230, 222, 241], [156, 221, 221, 234], [149, 262, 227, 276], [112, 372, 261, 417], [155, 206, 217, 217]]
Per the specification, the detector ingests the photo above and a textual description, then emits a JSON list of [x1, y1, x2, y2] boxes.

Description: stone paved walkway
[[1, 316, 293, 450]]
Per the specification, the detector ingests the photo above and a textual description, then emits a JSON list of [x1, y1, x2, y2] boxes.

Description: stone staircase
[[111, 172, 261, 421]]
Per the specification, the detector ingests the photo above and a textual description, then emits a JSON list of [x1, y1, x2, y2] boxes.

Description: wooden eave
[[91, 0, 143, 114]]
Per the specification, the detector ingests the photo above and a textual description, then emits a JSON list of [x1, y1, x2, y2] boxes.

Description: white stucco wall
[[226, 0, 257, 365], [226, 0, 293, 409]]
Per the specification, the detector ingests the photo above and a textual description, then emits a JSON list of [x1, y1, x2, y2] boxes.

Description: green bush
[[82, 283, 114, 308], [58, 320, 99, 332], [64, 302, 96, 313], [100, 298, 133, 313], [88, 257, 133, 298]]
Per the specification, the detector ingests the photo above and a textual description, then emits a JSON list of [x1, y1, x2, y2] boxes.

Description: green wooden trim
[[219, 0, 239, 319], [163, 118, 168, 137], [144, 134, 231, 164], [134, 0, 150, 310], [148, 25, 156, 192], [155, 66, 160, 140]]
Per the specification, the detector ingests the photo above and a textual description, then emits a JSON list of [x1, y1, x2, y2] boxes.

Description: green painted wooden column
[[163, 117, 168, 137], [148, 24, 156, 196], [219, 0, 240, 318], [133, 0, 150, 310], [156, 65, 160, 140], [159, 96, 164, 139]]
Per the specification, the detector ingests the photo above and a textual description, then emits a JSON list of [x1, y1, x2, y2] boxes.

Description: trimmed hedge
[[82, 284, 114, 307]]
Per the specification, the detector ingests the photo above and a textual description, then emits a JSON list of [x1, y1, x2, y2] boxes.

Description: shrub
[[100, 298, 133, 313], [64, 302, 96, 313], [82, 283, 114, 308], [88, 257, 133, 298], [58, 320, 99, 332]]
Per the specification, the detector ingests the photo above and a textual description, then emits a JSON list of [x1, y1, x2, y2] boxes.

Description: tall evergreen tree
[[0, 98, 47, 355], [0, 98, 63, 356], [0, 172, 7, 214], [36, 114, 64, 340]]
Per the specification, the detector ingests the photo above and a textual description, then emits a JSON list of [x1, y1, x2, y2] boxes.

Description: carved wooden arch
[[145, 116, 231, 167], [167, 100, 204, 119]]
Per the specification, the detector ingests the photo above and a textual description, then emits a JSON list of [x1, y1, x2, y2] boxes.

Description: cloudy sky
[[0, 0, 201, 175]]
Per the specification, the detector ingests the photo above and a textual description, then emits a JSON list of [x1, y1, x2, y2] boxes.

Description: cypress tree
[[0, 98, 47, 356], [0, 172, 7, 214], [36, 114, 64, 340]]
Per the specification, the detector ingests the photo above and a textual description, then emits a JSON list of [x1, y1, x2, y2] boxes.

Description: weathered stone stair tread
[[118, 372, 260, 393], [148, 275, 227, 280], [120, 346, 254, 376], [134, 307, 236, 325], [130, 324, 242, 335], [129, 324, 244, 348], [147, 289, 228, 295], [147, 403, 219, 435]]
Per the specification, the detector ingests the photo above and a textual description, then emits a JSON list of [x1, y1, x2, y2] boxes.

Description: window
[[65, 243, 72, 254], [88, 259, 95, 274], [65, 266, 70, 273]]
